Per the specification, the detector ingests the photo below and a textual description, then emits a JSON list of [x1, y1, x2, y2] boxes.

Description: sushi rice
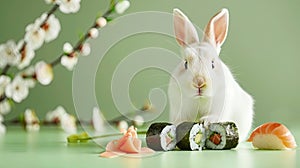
[[205, 123, 228, 149], [176, 122, 206, 151], [205, 122, 239, 150], [160, 125, 177, 151], [146, 121, 239, 151], [189, 123, 206, 150], [146, 123, 177, 151]]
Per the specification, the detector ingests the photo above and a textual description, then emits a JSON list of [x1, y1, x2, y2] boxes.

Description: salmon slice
[[247, 122, 297, 150]]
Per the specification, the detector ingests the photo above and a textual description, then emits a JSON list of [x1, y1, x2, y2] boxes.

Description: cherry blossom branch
[[0, 0, 130, 104], [50, 5, 115, 67], [3, 100, 148, 134], [0, 94, 6, 102], [0, 0, 131, 126], [40, 4, 60, 27], [0, 4, 60, 76]]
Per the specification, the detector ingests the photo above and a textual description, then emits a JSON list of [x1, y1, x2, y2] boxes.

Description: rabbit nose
[[193, 75, 206, 88]]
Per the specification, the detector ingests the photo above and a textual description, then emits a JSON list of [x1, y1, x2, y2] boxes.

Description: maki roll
[[205, 122, 239, 150], [176, 122, 206, 150], [146, 122, 176, 151]]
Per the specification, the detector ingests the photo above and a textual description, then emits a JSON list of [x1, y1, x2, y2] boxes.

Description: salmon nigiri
[[247, 122, 297, 150]]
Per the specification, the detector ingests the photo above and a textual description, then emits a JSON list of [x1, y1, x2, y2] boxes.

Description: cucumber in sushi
[[205, 122, 239, 150], [146, 122, 176, 151], [176, 122, 206, 150]]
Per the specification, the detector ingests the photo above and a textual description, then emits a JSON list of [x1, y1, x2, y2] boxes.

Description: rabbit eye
[[184, 60, 188, 69], [212, 60, 215, 69]]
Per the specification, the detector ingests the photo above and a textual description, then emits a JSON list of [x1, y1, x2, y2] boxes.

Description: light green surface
[[0, 126, 299, 168]]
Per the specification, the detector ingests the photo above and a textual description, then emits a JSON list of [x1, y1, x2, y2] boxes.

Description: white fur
[[169, 8, 254, 141]]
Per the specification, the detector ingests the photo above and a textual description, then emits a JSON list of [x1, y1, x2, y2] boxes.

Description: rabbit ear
[[173, 8, 199, 47], [203, 8, 229, 54]]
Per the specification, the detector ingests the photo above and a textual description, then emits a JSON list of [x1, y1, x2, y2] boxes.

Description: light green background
[[1, 0, 300, 128]]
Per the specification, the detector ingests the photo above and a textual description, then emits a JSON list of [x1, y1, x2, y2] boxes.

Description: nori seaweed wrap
[[146, 122, 176, 151], [176, 122, 206, 150], [205, 122, 239, 149]]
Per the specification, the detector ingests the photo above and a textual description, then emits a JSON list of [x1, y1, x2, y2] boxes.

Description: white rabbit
[[168, 8, 254, 141]]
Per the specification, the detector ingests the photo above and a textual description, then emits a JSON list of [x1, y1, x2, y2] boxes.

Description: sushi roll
[[205, 122, 239, 150], [247, 122, 297, 150], [146, 122, 176, 151], [176, 122, 206, 150]]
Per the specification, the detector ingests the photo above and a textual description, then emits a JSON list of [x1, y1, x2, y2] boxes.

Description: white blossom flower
[[59, 0, 81, 14], [24, 78, 36, 89], [23, 66, 35, 76], [45, 105, 66, 123], [25, 22, 46, 50], [24, 109, 39, 124], [117, 120, 128, 131], [0, 75, 11, 96], [24, 109, 40, 132], [96, 17, 107, 28], [44, 0, 57, 4], [60, 113, 77, 134], [17, 40, 35, 70], [92, 107, 104, 132], [0, 114, 5, 134], [80, 43, 91, 56], [133, 115, 144, 127], [35, 61, 53, 85], [5, 76, 29, 103], [0, 100, 11, 115], [41, 14, 61, 43], [60, 55, 78, 71], [0, 122, 6, 134], [115, 0, 130, 14], [21, 66, 36, 89], [45, 106, 77, 133], [88, 28, 99, 39], [26, 124, 40, 132], [0, 40, 21, 68], [63, 42, 73, 54]]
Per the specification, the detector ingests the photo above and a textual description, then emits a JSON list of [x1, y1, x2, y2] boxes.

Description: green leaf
[[106, 17, 114, 22], [78, 132, 89, 143], [109, 0, 116, 9], [67, 134, 80, 143], [67, 132, 90, 143]]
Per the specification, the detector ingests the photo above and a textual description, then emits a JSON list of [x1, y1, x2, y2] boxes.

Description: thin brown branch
[[0, 94, 6, 102], [40, 4, 60, 27]]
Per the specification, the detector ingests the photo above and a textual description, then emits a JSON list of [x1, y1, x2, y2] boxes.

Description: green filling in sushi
[[194, 132, 203, 145], [167, 131, 174, 140], [176, 122, 206, 150], [205, 122, 239, 150], [146, 123, 177, 151], [146, 121, 239, 151]]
